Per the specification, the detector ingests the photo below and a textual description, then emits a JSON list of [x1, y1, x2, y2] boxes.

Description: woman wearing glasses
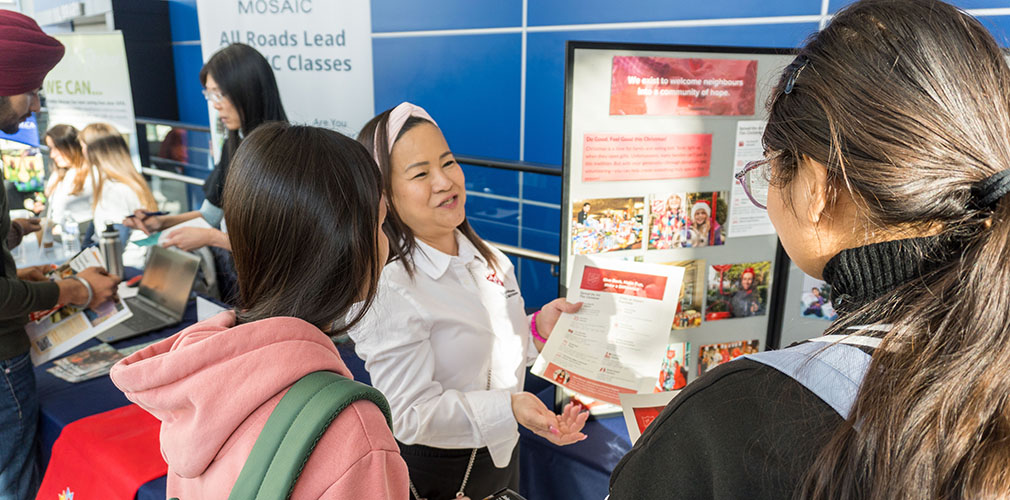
[[610, 1, 1010, 498], [124, 43, 285, 300]]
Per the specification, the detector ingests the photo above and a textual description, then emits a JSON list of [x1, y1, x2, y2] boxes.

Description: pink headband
[[373, 102, 438, 160]]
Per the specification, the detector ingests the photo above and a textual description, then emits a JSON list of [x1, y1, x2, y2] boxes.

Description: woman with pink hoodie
[[110, 123, 410, 499]]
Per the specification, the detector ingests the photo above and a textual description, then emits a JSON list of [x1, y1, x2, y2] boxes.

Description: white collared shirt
[[348, 231, 537, 468]]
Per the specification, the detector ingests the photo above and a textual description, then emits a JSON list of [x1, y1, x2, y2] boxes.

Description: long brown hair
[[80, 123, 157, 212], [357, 110, 498, 276], [44, 124, 90, 196], [223, 122, 384, 333], [764, 1, 1010, 498]]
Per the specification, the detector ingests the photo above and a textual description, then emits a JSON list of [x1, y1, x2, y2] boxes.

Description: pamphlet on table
[[26, 247, 133, 365], [532, 255, 684, 405]]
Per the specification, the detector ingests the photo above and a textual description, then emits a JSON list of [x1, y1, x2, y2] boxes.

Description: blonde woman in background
[[80, 123, 157, 267], [43, 124, 94, 225]]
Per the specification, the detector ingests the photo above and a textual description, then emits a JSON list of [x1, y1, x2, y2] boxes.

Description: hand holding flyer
[[26, 247, 133, 365], [532, 256, 684, 405]]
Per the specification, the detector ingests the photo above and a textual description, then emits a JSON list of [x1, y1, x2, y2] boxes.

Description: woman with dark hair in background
[[43, 124, 94, 225], [610, 1, 1010, 498], [111, 123, 409, 499], [352, 102, 588, 500], [124, 43, 286, 300]]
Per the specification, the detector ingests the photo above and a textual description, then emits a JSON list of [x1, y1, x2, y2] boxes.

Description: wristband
[[67, 275, 93, 308], [530, 311, 548, 343]]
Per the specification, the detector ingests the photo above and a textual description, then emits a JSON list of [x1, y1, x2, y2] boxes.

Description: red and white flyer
[[532, 255, 684, 405]]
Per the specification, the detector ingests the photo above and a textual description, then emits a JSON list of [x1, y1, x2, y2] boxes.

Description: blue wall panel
[[172, 44, 210, 127], [371, 0, 522, 32], [528, 0, 819, 27], [167, 0, 200, 43], [523, 22, 820, 165], [466, 195, 520, 246], [373, 34, 522, 161], [462, 163, 520, 199]]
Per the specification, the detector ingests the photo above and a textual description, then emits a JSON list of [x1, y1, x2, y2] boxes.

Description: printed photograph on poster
[[620, 391, 680, 444], [659, 259, 705, 329], [801, 275, 838, 321], [698, 340, 760, 375], [728, 120, 775, 237], [582, 132, 712, 182], [610, 56, 758, 116], [655, 342, 689, 392], [705, 261, 771, 321], [649, 192, 726, 249], [571, 197, 645, 255]]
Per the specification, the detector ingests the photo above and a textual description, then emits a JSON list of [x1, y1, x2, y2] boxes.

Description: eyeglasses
[[25, 88, 43, 105], [734, 158, 771, 210], [202, 89, 225, 104]]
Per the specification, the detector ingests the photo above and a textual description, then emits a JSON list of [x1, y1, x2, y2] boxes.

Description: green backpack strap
[[226, 370, 393, 500]]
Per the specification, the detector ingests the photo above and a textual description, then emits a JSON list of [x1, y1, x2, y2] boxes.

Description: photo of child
[[655, 342, 689, 392], [698, 339, 760, 375], [571, 197, 645, 255], [705, 261, 771, 321], [648, 191, 728, 249], [801, 274, 838, 321], [660, 259, 705, 329]]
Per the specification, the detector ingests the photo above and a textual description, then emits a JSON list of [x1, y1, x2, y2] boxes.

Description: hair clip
[[783, 55, 809, 95]]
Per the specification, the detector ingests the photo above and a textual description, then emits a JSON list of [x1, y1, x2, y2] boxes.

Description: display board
[[561, 42, 796, 386], [196, 0, 376, 158], [45, 32, 140, 165]]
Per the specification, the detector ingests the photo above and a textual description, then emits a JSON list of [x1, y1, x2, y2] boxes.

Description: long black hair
[[200, 43, 287, 206], [200, 43, 287, 156]]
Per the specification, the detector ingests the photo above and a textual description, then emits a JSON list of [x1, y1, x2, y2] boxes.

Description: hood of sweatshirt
[[109, 311, 352, 478]]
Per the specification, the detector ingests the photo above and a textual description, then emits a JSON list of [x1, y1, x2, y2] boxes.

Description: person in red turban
[[0, 10, 119, 500], [0, 10, 65, 134]]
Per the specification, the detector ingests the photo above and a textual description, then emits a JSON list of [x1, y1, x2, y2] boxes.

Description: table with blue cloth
[[35, 302, 633, 500]]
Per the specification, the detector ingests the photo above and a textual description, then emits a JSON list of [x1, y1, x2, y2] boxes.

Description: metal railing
[[134, 118, 562, 267]]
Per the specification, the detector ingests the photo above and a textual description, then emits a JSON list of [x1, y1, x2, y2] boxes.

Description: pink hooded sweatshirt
[[109, 311, 409, 499]]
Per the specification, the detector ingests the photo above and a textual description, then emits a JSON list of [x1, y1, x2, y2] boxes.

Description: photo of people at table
[[571, 197, 645, 255], [704, 261, 771, 321], [661, 259, 705, 329], [648, 191, 727, 249], [800, 274, 838, 321], [698, 339, 760, 375]]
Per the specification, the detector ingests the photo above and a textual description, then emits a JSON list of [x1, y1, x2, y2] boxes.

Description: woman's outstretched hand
[[511, 392, 588, 446]]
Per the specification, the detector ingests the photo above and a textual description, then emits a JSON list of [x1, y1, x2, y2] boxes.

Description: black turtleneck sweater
[[608, 238, 945, 500]]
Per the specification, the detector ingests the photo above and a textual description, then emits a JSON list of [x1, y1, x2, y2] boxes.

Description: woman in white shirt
[[43, 124, 94, 225], [80, 122, 157, 267], [353, 102, 588, 500]]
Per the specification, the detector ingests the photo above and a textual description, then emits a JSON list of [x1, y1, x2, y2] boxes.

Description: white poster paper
[[728, 120, 774, 237], [532, 255, 684, 405], [196, 0, 375, 151], [44, 32, 140, 163]]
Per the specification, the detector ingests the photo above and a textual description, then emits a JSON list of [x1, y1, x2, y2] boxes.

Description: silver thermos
[[99, 224, 124, 278]]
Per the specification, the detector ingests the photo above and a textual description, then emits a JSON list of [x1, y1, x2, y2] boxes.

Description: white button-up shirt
[[349, 231, 538, 467]]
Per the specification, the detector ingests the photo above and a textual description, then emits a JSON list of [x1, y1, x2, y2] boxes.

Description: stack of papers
[[47, 343, 124, 383], [46, 340, 160, 383]]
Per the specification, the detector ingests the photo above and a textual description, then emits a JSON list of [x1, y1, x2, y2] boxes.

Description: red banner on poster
[[581, 266, 667, 301], [610, 56, 757, 116], [582, 132, 711, 182], [545, 362, 636, 405]]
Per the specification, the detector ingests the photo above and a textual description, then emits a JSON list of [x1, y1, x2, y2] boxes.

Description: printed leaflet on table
[[532, 255, 684, 405]]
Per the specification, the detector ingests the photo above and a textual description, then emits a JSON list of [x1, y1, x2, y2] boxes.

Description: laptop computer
[[96, 245, 202, 343]]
